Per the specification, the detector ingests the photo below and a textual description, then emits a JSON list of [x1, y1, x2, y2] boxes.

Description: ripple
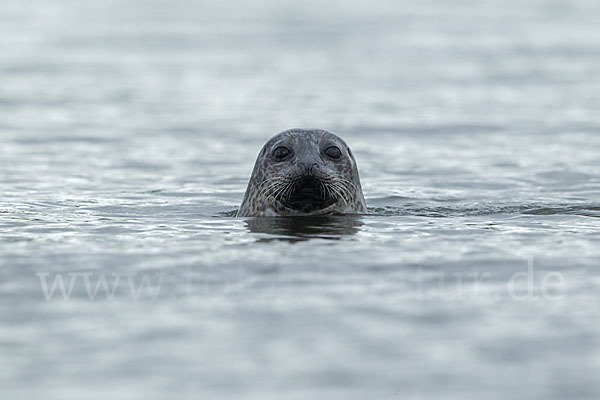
[[368, 203, 600, 218]]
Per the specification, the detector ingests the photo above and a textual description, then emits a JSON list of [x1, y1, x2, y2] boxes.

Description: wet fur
[[237, 129, 367, 217]]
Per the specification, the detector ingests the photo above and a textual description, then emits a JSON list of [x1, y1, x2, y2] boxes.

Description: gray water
[[1, 0, 600, 399]]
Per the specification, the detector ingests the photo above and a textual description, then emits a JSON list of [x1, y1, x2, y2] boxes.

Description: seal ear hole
[[347, 147, 353, 158], [272, 146, 292, 161], [324, 146, 342, 160]]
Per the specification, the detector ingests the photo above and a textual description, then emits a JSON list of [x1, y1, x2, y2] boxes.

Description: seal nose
[[299, 162, 319, 176]]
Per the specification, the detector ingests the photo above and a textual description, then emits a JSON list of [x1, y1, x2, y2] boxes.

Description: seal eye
[[324, 146, 342, 160], [272, 146, 291, 161]]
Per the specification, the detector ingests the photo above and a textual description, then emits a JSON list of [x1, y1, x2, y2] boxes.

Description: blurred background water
[[1, 0, 599, 399]]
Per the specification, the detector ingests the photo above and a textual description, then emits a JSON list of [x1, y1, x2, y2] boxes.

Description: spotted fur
[[237, 129, 367, 217]]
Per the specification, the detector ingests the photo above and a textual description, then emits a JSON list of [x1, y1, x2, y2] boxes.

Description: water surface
[[1, 0, 599, 399]]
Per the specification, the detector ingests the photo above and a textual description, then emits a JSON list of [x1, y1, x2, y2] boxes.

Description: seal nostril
[[310, 163, 319, 175], [299, 162, 316, 176]]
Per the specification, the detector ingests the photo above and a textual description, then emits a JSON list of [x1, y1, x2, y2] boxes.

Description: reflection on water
[[1, 0, 600, 399], [245, 215, 363, 242]]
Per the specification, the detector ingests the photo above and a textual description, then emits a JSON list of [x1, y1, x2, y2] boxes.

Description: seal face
[[237, 129, 367, 217]]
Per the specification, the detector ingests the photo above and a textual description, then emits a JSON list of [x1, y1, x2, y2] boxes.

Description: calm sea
[[1, 0, 599, 399]]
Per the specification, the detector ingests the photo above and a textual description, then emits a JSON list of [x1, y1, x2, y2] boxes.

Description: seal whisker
[[261, 181, 288, 202], [331, 177, 359, 206], [329, 182, 347, 206]]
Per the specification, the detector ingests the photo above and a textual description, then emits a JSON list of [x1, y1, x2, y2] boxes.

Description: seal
[[237, 129, 367, 217]]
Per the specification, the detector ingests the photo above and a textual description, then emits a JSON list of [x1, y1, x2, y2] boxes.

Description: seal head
[[237, 129, 367, 217]]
